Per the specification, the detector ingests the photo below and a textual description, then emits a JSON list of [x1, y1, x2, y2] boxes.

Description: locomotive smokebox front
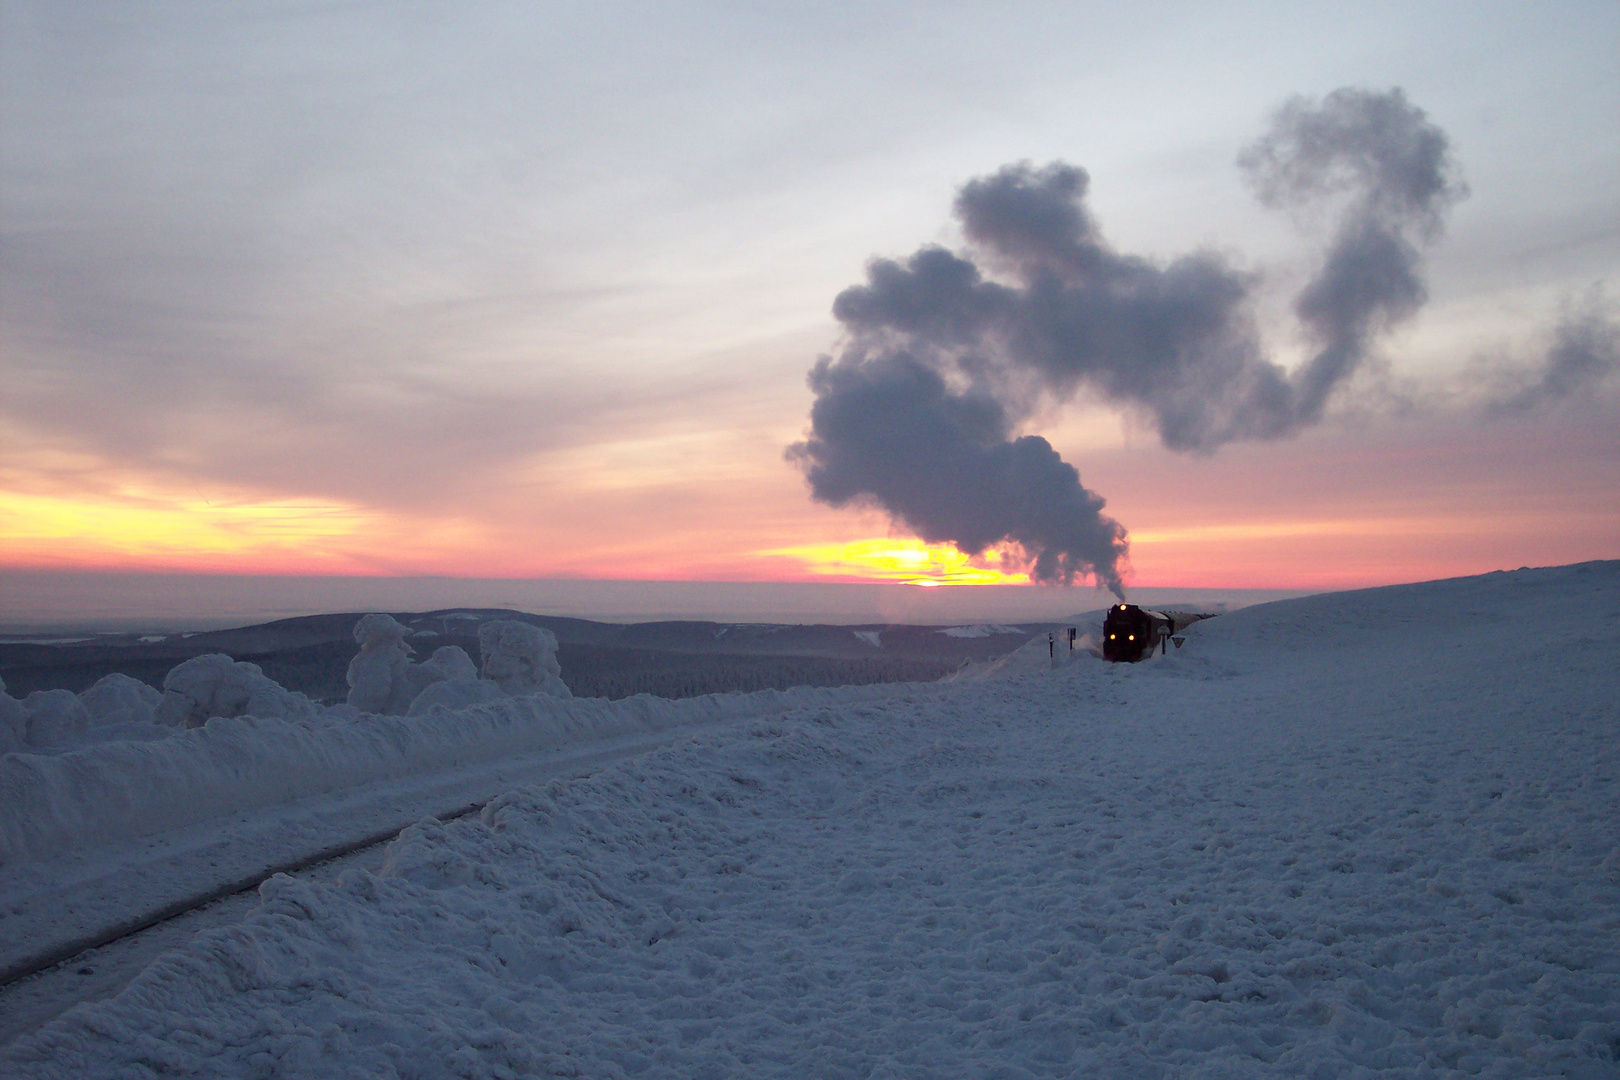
[[1103, 604, 1159, 662], [1103, 605, 1213, 662]]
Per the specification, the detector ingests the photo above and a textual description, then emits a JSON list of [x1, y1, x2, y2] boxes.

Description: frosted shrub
[[155, 653, 315, 727], [406, 678, 507, 716], [346, 613, 418, 714], [79, 673, 162, 727], [346, 614, 495, 715], [478, 620, 571, 698], [419, 645, 478, 684], [396, 645, 484, 714], [21, 689, 93, 748]]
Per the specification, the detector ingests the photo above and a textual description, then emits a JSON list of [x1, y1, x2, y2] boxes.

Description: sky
[[2, 1, 1617, 622]]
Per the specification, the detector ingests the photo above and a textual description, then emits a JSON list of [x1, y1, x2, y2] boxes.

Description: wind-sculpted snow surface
[[5, 562, 1619, 1076], [0, 682, 903, 866]]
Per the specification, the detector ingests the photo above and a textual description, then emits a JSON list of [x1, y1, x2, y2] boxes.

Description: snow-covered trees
[[343, 615, 571, 717], [477, 621, 570, 698]]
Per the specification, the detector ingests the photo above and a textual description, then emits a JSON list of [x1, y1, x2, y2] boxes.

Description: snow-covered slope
[[4, 562, 1617, 1076], [0, 681, 907, 866]]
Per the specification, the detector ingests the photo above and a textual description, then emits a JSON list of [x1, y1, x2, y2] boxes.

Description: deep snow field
[[3, 562, 1618, 1078]]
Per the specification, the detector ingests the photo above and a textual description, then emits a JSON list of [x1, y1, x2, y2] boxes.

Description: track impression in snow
[[0, 731, 688, 1044], [3, 562, 1619, 1076], [0, 826, 399, 1047]]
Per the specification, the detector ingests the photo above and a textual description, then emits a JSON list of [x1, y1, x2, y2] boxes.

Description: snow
[[16, 691, 92, 749], [0, 680, 904, 868], [477, 620, 570, 698], [344, 614, 488, 716], [344, 613, 417, 715], [3, 562, 1619, 1076], [853, 630, 882, 648], [155, 654, 320, 728], [0, 728, 697, 999], [78, 675, 161, 729], [939, 623, 1029, 638]]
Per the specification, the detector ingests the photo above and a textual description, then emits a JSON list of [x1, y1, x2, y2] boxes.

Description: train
[[1102, 604, 1216, 663]]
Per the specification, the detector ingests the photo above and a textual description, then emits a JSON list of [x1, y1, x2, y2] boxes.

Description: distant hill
[[0, 609, 1054, 703]]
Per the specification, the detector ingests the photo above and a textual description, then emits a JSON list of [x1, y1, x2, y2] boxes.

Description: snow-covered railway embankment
[[0, 681, 906, 868]]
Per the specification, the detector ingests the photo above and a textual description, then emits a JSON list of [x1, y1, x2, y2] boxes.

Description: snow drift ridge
[[0, 680, 905, 866]]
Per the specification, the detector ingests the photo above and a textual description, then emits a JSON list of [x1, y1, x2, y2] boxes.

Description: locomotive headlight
[[1127, 634, 1134, 641]]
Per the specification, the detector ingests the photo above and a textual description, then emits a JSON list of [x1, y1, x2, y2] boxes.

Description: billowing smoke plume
[[1239, 87, 1468, 424], [788, 351, 1128, 592], [1488, 299, 1619, 415], [790, 87, 1463, 593]]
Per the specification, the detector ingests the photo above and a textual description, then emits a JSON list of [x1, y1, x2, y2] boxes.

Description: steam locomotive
[[1102, 604, 1215, 662]]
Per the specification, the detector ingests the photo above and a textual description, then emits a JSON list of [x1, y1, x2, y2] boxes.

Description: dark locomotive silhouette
[[1102, 604, 1216, 662]]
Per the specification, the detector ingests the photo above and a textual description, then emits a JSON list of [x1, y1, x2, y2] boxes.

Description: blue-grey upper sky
[[2, 0, 1616, 587]]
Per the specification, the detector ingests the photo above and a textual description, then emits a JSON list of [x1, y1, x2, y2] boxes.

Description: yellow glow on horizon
[[759, 538, 1031, 586], [0, 488, 376, 565]]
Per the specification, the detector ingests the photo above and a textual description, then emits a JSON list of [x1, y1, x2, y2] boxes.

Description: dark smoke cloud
[[790, 88, 1464, 593], [786, 352, 1127, 593], [831, 163, 1289, 451]]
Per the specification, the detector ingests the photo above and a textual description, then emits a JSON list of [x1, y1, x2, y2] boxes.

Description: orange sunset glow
[[0, 488, 489, 576], [759, 539, 1031, 586], [3, 399, 1617, 596]]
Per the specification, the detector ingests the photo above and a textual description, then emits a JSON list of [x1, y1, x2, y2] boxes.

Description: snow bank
[[5, 611, 893, 862], [0, 674, 173, 755], [0, 681, 22, 755], [0, 679, 903, 866], [937, 623, 1027, 638]]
